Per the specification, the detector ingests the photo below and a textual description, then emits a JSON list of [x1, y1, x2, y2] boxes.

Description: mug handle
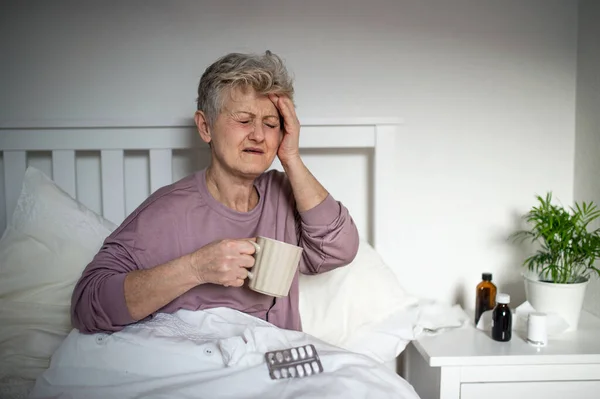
[[247, 240, 261, 280]]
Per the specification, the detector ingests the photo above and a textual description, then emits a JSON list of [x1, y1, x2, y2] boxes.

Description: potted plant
[[511, 192, 600, 331]]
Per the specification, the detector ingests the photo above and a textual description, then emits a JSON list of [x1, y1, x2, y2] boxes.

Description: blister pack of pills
[[265, 344, 323, 380]]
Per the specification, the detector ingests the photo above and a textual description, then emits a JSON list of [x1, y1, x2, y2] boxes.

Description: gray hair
[[196, 50, 294, 127]]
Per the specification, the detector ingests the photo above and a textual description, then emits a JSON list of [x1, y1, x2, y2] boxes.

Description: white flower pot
[[524, 275, 589, 332]]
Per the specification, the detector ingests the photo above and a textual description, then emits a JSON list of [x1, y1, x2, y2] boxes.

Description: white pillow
[[0, 167, 116, 383], [0, 167, 116, 305], [298, 239, 418, 361]]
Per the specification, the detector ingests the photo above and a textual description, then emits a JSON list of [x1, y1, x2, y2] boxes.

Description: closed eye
[[265, 124, 278, 129]]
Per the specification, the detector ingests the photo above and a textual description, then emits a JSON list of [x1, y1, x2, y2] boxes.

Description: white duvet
[[29, 308, 420, 399]]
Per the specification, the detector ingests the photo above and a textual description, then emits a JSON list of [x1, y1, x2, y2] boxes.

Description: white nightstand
[[403, 310, 600, 399]]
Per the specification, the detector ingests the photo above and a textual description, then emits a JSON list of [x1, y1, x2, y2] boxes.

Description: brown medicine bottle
[[475, 272, 497, 325]]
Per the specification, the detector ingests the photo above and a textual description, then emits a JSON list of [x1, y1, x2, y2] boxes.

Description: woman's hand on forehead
[[269, 94, 300, 165]]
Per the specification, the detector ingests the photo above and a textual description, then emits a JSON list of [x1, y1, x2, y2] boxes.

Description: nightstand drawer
[[461, 381, 600, 399]]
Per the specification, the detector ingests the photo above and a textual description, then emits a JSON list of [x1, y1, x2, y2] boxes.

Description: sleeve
[[70, 238, 140, 334], [296, 194, 360, 275], [70, 182, 194, 334]]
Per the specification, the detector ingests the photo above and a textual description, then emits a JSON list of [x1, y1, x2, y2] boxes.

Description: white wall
[[0, 0, 578, 309], [575, 0, 600, 317]]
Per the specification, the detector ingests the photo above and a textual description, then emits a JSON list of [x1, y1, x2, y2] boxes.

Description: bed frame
[[0, 118, 401, 259]]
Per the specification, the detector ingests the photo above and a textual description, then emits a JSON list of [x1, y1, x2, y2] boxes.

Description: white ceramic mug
[[247, 236, 303, 297]]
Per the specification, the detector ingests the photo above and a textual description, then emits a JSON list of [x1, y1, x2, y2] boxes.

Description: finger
[[268, 94, 294, 126], [238, 254, 255, 268], [237, 267, 249, 280], [232, 278, 245, 287], [268, 95, 285, 124], [277, 96, 299, 125], [236, 239, 258, 255]]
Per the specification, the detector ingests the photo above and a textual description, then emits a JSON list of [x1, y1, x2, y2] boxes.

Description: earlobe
[[194, 111, 212, 144]]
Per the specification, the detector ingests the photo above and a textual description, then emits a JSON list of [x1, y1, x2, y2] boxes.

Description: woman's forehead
[[222, 86, 278, 116]]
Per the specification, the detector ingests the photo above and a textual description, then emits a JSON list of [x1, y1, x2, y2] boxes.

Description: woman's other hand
[[269, 94, 301, 166], [190, 238, 256, 287]]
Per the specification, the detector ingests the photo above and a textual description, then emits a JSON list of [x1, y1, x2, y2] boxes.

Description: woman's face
[[198, 86, 283, 180]]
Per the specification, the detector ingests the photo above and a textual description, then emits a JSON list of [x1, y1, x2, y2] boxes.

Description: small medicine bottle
[[475, 272, 497, 325], [491, 293, 512, 342]]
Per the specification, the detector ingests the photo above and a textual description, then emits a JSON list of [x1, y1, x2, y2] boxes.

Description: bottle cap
[[496, 293, 510, 304], [482, 273, 492, 281]]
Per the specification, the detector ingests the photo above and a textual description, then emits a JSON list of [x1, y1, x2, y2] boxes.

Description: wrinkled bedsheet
[[29, 307, 420, 399]]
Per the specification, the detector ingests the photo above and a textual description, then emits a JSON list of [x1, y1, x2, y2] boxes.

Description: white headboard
[[0, 118, 400, 256]]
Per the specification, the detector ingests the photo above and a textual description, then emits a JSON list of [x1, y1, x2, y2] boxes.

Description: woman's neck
[[205, 165, 259, 212]]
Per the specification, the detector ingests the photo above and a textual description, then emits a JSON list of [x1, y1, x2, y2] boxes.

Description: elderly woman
[[71, 51, 359, 334]]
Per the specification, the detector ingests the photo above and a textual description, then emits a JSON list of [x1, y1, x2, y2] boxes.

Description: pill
[[283, 350, 291, 362], [298, 347, 306, 359], [281, 368, 289, 378], [304, 363, 312, 376], [311, 361, 320, 373], [306, 345, 314, 357], [291, 348, 298, 360], [273, 369, 281, 379], [297, 364, 305, 377], [267, 353, 275, 364], [275, 352, 283, 363], [289, 366, 296, 377]]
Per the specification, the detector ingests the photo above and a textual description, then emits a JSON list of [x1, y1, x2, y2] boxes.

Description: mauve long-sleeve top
[[70, 168, 359, 334]]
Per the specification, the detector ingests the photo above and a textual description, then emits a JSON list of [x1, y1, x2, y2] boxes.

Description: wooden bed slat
[[149, 149, 173, 193], [100, 150, 125, 224], [3, 151, 27, 225], [373, 125, 397, 261], [52, 150, 76, 198]]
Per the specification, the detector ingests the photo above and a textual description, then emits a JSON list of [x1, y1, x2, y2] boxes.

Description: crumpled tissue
[[476, 301, 570, 336], [414, 300, 470, 335]]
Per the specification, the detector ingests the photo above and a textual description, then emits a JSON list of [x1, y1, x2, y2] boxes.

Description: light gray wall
[[575, 0, 600, 317], [0, 0, 579, 308]]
